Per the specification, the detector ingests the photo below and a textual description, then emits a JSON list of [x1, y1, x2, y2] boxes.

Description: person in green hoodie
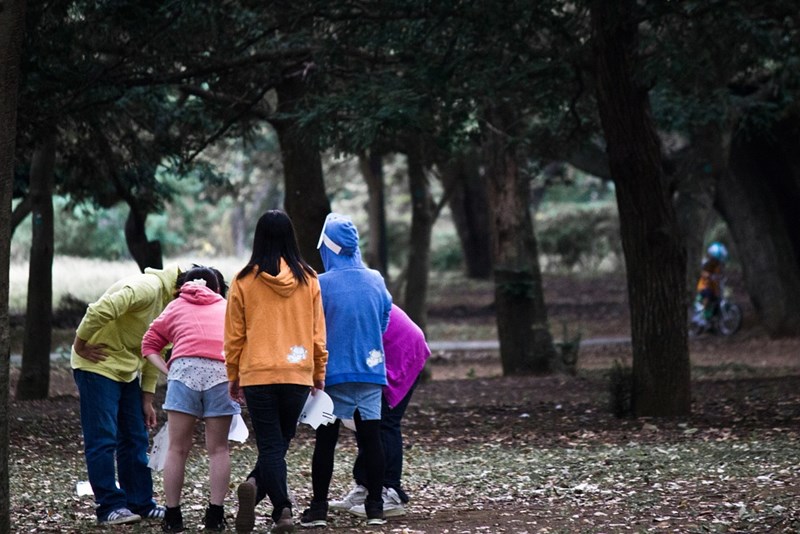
[[71, 264, 180, 526]]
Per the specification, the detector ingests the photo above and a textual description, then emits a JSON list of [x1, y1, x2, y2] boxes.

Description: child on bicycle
[[694, 241, 729, 327]]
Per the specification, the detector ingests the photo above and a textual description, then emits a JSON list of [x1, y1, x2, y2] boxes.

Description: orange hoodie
[[224, 261, 327, 387]]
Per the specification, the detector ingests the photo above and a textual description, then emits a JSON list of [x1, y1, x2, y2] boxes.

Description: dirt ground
[[7, 272, 800, 532]]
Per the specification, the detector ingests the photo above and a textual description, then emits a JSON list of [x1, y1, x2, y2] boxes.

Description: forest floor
[[7, 272, 800, 533]]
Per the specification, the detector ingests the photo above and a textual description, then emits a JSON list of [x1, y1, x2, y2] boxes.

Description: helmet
[[707, 242, 729, 263]]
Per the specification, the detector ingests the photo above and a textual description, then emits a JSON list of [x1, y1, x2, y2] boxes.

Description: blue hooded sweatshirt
[[317, 213, 392, 387]]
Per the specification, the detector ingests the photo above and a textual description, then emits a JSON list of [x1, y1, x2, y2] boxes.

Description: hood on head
[[317, 213, 363, 271], [145, 263, 181, 305]]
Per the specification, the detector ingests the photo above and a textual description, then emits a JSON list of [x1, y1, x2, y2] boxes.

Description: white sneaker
[[348, 487, 406, 518], [330, 484, 367, 512], [382, 487, 407, 517]]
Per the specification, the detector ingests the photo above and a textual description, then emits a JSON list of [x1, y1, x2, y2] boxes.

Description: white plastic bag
[[148, 422, 169, 471], [228, 413, 249, 442]]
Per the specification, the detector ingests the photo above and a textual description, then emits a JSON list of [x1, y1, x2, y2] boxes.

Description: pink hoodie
[[383, 305, 431, 408], [142, 283, 226, 366]]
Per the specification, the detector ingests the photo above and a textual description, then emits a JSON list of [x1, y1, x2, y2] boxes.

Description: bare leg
[[163, 411, 197, 507], [205, 415, 233, 506]]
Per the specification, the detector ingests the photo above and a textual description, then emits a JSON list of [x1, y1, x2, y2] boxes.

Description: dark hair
[[176, 264, 228, 298], [237, 210, 315, 284]]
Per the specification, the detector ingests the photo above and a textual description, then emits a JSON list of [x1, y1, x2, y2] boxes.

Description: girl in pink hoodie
[[142, 265, 240, 532]]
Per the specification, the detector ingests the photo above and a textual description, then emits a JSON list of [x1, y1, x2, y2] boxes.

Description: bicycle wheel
[[717, 301, 742, 336]]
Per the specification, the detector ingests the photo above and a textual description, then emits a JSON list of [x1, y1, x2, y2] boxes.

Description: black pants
[[312, 413, 385, 505]]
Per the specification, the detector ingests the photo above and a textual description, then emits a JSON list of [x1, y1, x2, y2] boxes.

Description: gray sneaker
[[99, 508, 142, 525], [329, 484, 367, 512]]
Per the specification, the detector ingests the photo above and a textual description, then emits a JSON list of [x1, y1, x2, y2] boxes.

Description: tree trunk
[[124, 203, 163, 272], [403, 142, 434, 332], [16, 133, 56, 401], [360, 150, 388, 275], [1, 1, 27, 530], [483, 104, 559, 375], [274, 80, 331, 272], [719, 126, 800, 336], [439, 151, 493, 279], [592, 0, 690, 417]]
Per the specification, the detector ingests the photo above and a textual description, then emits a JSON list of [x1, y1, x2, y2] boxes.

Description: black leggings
[[312, 412, 385, 504]]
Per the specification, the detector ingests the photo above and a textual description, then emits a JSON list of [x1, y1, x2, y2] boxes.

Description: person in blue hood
[[301, 213, 393, 528]]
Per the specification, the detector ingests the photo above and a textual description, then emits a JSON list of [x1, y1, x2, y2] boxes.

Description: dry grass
[[9, 256, 248, 314]]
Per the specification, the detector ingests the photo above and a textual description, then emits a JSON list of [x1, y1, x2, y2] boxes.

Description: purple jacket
[[383, 304, 431, 407]]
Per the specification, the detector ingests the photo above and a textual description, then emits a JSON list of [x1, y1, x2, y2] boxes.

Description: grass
[[9, 256, 248, 315]]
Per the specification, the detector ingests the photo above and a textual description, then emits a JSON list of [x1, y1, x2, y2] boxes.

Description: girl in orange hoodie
[[225, 210, 328, 534]]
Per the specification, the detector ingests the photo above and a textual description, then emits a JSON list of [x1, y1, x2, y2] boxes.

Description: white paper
[[341, 418, 356, 431], [75, 480, 94, 496], [298, 391, 336, 429], [228, 413, 249, 442], [148, 422, 169, 471]]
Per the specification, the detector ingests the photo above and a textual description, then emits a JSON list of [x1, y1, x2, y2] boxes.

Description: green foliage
[[430, 237, 464, 272], [536, 203, 622, 272]]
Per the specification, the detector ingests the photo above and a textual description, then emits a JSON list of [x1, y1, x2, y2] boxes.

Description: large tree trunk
[[16, 133, 56, 401], [719, 124, 800, 336], [403, 142, 434, 332], [592, 0, 690, 417], [439, 150, 493, 279], [124, 203, 163, 272], [483, 104, 559, 375], [1, 1, 27, 531], [274, 80, 331, 272], [360, 150, 388, 275]]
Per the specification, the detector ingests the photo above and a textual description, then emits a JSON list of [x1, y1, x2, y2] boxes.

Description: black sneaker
[[162, 506, 184, 533], [365, 500, 385, 526], [204, 504, 227, 531], [299, 501, 328, 528]]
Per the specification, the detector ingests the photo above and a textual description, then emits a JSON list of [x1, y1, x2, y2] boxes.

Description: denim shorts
[[163, 380, 241, 419], [326, 382, 383, 421]]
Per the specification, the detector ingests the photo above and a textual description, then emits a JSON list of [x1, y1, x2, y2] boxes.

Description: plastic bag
[[148, 422, 169, 471], [228, 413, 249, 442]]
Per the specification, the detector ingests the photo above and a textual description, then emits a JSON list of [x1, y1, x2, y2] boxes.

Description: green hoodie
[[71, 265, 180, 393]]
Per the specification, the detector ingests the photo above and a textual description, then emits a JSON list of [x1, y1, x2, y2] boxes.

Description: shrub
[[536, 203, 623, 273], [608, 359, 633, 418]]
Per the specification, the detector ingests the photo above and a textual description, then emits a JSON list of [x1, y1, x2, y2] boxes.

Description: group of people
[[70, 210, 430, 533]]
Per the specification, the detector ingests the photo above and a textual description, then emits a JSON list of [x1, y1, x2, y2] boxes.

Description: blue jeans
[[73, 370, 157, 520], [353, 381, 417, 499], [243, 384, 309, 522]]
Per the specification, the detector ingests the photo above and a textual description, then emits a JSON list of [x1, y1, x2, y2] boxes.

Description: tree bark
[[274, 79, 331, 272], [16, 132, 56, 401], [483, 104, 559, 375], [719, 124, 800, 336], [124, 203, 163, 272], [360, 150, 388, 275], [403, 141, 434, 332], [1, 1, 27, 530], [592, 0, 690, 416], [439, 151, 493, 279]]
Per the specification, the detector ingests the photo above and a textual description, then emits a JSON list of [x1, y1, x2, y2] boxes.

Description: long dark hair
[[237, 210, 315, 284]]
